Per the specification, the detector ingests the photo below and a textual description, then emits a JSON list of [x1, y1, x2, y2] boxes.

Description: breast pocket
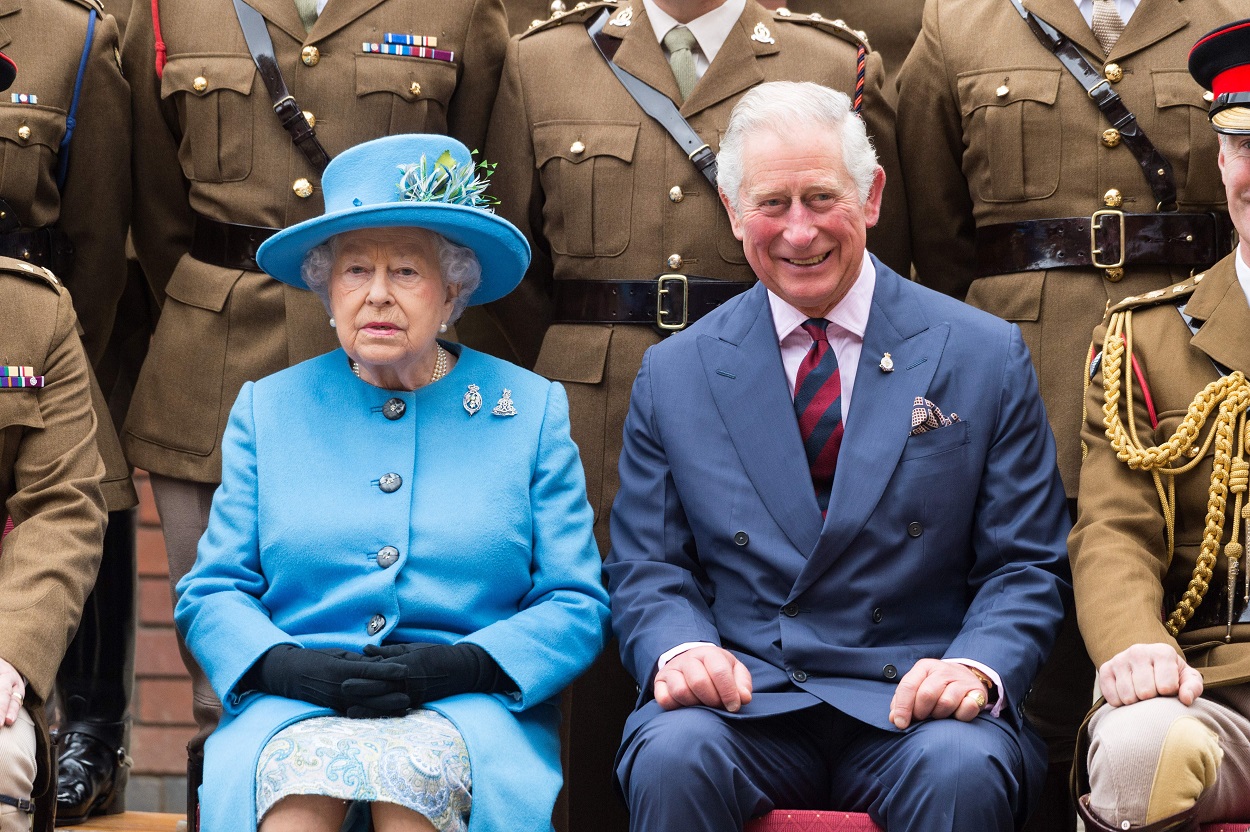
[[899, 421, 971, 467], [958, 68, 1062, 203], [1153, 71, 1224, 207], [0, 105, 65, 212], [162, 55, 256, 183], [355, 55, 458, 135], [533, 120, 638, 258]]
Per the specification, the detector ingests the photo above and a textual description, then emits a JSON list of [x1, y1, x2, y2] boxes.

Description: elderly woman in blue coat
[[173, 134, 610, 832]]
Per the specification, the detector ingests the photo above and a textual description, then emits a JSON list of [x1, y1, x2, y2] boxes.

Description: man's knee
[[619, 708, 738, 800], [0, 710, 37, 832], [1088, 699, 1221, 826]]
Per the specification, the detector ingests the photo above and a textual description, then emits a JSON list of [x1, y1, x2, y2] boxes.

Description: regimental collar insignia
[[609, 6, 632, 26], [751, 22, 775, 44]]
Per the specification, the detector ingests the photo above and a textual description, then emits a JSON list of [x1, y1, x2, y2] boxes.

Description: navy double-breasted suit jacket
[[605, 259, 1072, 753]]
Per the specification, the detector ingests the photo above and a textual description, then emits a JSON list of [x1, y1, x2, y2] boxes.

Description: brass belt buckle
[[656, 273, 689, 331], [1090, 209, 1127, 269]]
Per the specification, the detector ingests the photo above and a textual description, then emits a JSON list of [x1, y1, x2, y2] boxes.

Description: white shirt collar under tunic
[[1236, 243, 1250, 307], [644, 0, 747, 77], [1072, 0, 1139, 28]]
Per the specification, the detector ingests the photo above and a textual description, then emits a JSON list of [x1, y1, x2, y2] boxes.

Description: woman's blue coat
[[174, 346, 610, 831]]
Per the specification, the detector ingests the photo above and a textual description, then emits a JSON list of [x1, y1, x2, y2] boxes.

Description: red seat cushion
[[745, 811, 1249, 832]]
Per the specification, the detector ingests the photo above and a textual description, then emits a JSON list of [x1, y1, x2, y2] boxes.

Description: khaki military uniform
[[506, 0, 561, 35], [122, 0, 509, 484], [783, 0, 923, 92], [897, 0, 1236, 495], [0, 260, 110, 832]]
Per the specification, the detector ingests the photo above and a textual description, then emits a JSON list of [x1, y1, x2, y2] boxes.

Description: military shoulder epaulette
[[0, 257, 63, 293], [521, 0, 618, 37], [1107, 273, 1203, 315], [771, 8, 871, 51], [63, 0, 106, 15]]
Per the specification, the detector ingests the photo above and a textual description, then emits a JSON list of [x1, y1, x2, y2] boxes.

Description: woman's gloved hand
[[341, 642, 512, 707], [245, 645, 411, 716]]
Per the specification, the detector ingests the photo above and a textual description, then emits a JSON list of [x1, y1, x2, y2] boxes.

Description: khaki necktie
[[1091, 0, 1125, 55], [663, 25, 699, 102], [294, 0, 318, 33]]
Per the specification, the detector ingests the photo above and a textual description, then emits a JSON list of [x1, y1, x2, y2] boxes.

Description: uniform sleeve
[[895, 0, 978, 299], [603, 349, 723, 694], [858, 48, 911, 276], [1069, 325, 1178, 666], [122, 0, 194, 304], [0, 294, 106, 698], [445, 0, 509, 153], [173, 384, 296, 712], [57, 11, 132, 366], [461, 382, 610, 709]]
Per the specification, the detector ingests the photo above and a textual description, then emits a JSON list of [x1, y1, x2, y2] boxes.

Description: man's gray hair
[[717, 81, 878, 213], [300, 230, 483, 323]]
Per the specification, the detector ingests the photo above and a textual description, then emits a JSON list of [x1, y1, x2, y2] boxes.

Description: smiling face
[[327, 226, 459, 390], [1220, 133, 1250, 251], [721, 127, 885, 318]]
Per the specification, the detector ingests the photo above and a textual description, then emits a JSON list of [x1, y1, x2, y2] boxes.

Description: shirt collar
[[769, 255, 876, 343], [643, 0, 747, 66], [1237, 243, 1250, 308]]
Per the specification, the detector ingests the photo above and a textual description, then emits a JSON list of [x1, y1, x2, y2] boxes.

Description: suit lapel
[[791, 263, 948, 598], [1022, 0, 1104, 61], [698, 284, 824, 557], [310, 0, 387, 45], [609, 4, 684, 102], [1186, 255, 1250, 376], [1107, 0, 1187, 62], [681, 0, 776, 118], [243, 0, 308, 44]]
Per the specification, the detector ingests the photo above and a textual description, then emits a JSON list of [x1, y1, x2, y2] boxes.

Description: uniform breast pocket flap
[[0, 392, 43, 432], [162, 55, 257, 183], [957, 68, 1061, 203], [356, 55, 457, 134], [900, 420, 970, 462], [533, 120, 639, 257], [0, 105, 65, 207]]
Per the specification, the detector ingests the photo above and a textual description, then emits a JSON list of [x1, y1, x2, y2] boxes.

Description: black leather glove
[[343, 642, 512, 707], [244, 645, 411, 715]]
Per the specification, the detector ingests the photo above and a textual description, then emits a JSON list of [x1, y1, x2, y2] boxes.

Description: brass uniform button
[[1103, 188, 1122, 208], [1104, 63, 1122, 83], [302, 110, 316, 128], [669, 186, 684, 203], [293, 178, 314, 198], [409, 81, 421, 97], [667, 253, 684, 270], [301, 46, 320, 66], [1104, 267, 1124, 282], [996, 84, 1009, 98], [192, 76, 208, 92], [16, 125, 30, 141], [1101, 128, 1121, 148], [1204, 90, 1215, 103], [570, 140, 586, 155]]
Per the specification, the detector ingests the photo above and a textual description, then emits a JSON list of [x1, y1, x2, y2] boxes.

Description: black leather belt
[[190, 215, 279, 272], [974, 211, 1234, 277], [0, 227, 74, 276], [552, 276, 750, 331]]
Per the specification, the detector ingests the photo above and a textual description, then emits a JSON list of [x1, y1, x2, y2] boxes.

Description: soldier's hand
[[0, 658, 25, 726], [654, 645, 753, 713], [1099, 643, 1203, 707], [890, 659, 989, 729]]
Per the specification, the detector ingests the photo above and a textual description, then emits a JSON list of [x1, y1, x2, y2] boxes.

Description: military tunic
[[121, 0, 509, 483], [0, 260, 109, 832], [897, 0, 1237, 495]]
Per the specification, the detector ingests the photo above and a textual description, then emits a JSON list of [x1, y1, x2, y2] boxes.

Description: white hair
[[717, 81, 878, 213], [300, 230, 482, 323]]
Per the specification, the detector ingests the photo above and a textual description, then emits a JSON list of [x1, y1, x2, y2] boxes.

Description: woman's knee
[[371, 801, 438, 832], [259, 794, 350, 832]]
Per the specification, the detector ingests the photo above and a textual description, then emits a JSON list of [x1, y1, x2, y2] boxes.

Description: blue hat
[[256, 134, 529, 305]]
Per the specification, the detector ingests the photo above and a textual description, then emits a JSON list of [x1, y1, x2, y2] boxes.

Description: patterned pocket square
[[910, 397, 959, 435]]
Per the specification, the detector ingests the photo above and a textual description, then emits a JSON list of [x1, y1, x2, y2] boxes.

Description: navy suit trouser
[[617, 703, 1044, 832]]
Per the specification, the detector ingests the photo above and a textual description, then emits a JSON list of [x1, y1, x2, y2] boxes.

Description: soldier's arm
[[895, 0, 977, 299], [445, 0, 508, 154]]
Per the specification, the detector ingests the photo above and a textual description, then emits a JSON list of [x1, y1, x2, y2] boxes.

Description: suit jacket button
[[367, 614, 386, 635], [791, 670, 808, 683], [907, 521, 923, 538], [377, 546, 399, 568], [781, 603, 799, 617], [383, 398, 406, 420], [733, 531, 749, 546], [883, 664, 898, 680], [872, 608, 883, 623], [378, 473, 402, 493]]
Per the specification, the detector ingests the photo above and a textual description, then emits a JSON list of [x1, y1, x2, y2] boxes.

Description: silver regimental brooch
[[463, 384, 483, 416], [492, 389, 517, 417]]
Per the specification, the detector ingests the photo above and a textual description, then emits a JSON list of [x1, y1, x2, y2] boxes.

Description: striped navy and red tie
[[794, 319, 844, 515]]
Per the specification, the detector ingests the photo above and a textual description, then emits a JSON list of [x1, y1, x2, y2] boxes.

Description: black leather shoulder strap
[[584, 9, 718, 187], [1006, 0, 1177, 211], [232, 0, 331, 173]]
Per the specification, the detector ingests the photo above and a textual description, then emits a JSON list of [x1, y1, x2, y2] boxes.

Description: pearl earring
[[438, 322, 448, 334], [329, 317, 336, 328]]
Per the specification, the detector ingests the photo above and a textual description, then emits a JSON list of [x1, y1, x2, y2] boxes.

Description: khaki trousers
[[148, 474, 221, 754], [1088, 685, 1250, 827], [0, 708, 35, 832]]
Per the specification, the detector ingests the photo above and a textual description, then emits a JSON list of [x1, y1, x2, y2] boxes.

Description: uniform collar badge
[[751, 23, 775, 44], [610, 6, 632, 26]]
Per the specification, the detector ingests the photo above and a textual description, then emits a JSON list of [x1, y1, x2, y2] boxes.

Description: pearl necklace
[[351, 344, 449, 386]]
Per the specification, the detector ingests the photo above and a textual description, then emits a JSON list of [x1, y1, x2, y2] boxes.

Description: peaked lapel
[[681, 0, 777, 118], [607, 4, 684, 103], [1022, 0, 1104, 62], [698, 283, 824, 557], [309, 0, 388, 45], [1186, 255, 1250, 376], [791, 261, 949, 598], [243, 0, 308, 45], [1107, 0, 1187, 62]]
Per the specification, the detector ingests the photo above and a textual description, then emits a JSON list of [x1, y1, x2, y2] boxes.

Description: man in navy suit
[[604, 81, 1072, 832]]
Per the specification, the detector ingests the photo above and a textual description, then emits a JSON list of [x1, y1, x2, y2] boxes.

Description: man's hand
[[654, 645, 753, 713], [890, 659, 988, 729], [0, 659, 24, 726], [1098, 643, 1203, 707]]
